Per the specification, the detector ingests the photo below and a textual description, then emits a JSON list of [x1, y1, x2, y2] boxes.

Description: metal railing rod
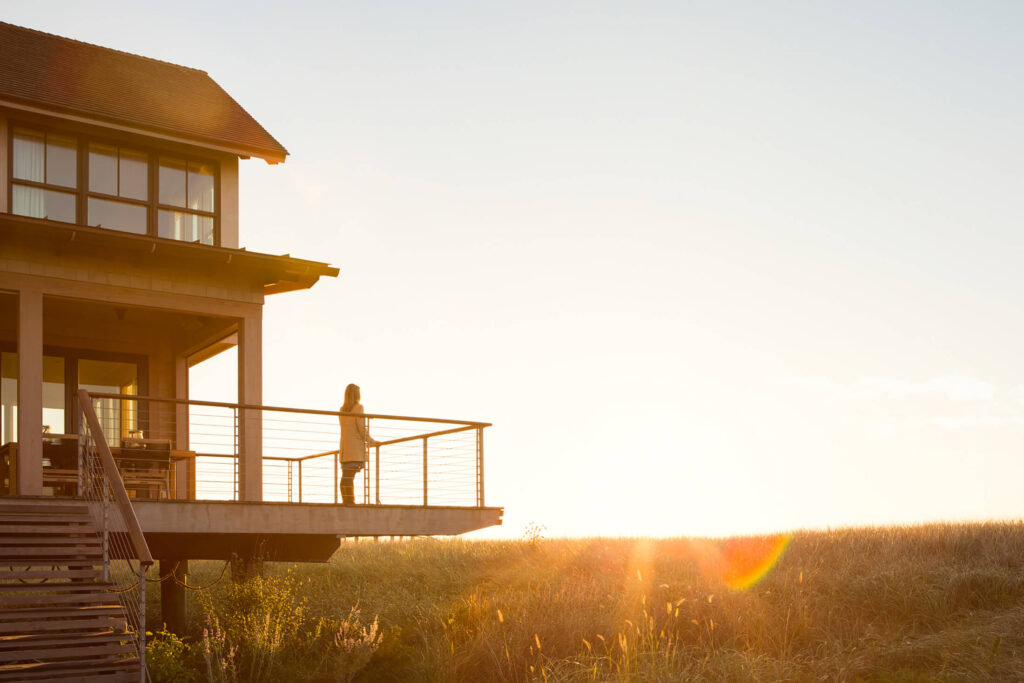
[[78, 389, 154, 567]]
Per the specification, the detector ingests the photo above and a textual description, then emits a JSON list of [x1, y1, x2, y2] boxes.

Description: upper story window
[[158, 158, 216, 244], [88, 142, 149, 234], [9, 125, 219, 245], [11, 128, 78, 223]]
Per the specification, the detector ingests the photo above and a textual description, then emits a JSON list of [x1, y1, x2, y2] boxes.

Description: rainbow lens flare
[[717, 533, 791, 590]]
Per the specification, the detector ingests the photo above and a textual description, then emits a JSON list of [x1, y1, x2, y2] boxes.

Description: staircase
[[0, 498, 142, 682]]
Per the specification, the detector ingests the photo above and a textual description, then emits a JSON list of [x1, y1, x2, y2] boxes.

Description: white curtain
[[12, 186, 45, 219], [12, 130, 44, 182], [12, 130, 46, 218]]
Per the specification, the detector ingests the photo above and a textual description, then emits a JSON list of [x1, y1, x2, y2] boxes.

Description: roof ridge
[[0, 20, 208, 75]]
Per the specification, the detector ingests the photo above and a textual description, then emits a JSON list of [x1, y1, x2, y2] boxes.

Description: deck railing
[[77, 389, 154, 682], [81, 392, 490, 507]]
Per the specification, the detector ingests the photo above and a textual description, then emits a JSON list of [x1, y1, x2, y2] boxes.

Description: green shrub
[[196, 574, 382, 682], [147, 628, 199, 683]]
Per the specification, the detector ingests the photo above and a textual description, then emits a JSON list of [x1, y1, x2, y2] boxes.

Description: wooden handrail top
[[376, 424, 478, 447], [81, 391, 492, 428]]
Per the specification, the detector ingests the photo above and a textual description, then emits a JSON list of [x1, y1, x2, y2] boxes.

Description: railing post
[[375, 445, 380, 505], [102, 481, 109, 583], [476, 427, 484, 507], [298, 460, 303, 503], [77, 422, 85, 498], [422, 437, 428, 507], [333, 451, 338, 504], [286, 460, 293, 502], [363, 442, 370, 504], [138, 563, 147, 683], [232, 407, 239, 501]]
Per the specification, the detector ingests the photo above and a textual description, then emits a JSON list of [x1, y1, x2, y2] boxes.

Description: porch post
[[16, 290, 43, 495], [173, 355, 190, 499], [237, 312, 262, 501], [159, 559, 189, 635]]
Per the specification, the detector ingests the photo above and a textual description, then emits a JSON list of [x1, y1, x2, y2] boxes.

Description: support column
[[173, 355, 191, 499], [17, 290, 42, 495], [159, 559, 188, 634], [237, 312, 262, 501]]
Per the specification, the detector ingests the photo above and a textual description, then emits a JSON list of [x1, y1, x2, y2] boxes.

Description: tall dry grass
[[147, 522, 1024, 681]]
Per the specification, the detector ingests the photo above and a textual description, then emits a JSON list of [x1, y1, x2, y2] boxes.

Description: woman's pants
[[340, 463, 363, 504]]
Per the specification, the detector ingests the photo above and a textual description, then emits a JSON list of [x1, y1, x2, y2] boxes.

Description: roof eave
[[0, 97, 289, 163], [0, 214, 339, 291]]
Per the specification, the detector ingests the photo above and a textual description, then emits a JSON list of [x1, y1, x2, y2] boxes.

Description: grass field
[[145, 522, 1024, 681]]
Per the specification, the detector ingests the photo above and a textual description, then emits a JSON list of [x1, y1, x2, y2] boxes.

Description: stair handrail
[[78, 389, 154, 567]]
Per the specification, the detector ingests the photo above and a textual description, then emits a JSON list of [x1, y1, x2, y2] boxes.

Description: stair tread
[[0, 514, 94, 523], [0, 604, 125, 619], [1, 671, 139, 683], [0, 628, 129, 644], [0, 616, 127, 634], [0, 547, 103, 556], [0, 592, 121, 608], [0, 563, 101, 572], [0, 583, 112, 593], [0, 503, 89, 513], [0, 525, 97, 534], [0, 655, 139, 677], [0, 641, 136, 664], [0, 570, 103, 581], [0, 536, 101, 545]]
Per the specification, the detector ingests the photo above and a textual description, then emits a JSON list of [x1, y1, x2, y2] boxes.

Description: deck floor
[[131, 499, 504, 560]]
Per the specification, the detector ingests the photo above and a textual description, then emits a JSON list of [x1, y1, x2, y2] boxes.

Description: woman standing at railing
[[339, 383, 379, 504]]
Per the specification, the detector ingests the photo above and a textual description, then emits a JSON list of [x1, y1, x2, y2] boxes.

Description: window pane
[[46, 134, 78, 188], [42, 356, 65, 437], [89, 143, 118, 195], [119, 149, 148, 201], [188, 162, 215, 212], [159, 158, 187, 207], [13, 185, 76, 223], [79, 359, 138, 448], [12, 129, 45, 183], [1, 352, 17, 445], [12, 185, 43, 218], [88, 198, 147, 234], [159, 210, 214, 245]]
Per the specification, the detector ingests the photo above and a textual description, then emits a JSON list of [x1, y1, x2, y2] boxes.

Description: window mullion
[[149, 151, 157, 236], [77, 136, 87, 225]]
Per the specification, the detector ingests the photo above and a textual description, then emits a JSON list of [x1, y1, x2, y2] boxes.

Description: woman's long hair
[[342, 383, 361, 412]]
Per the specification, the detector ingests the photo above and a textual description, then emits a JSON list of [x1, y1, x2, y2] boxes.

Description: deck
[[132, 499, 504, 561], [3, 391, 502, 561]]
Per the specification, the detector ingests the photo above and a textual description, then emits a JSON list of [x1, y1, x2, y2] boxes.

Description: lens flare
[[717, 533, 791, 590]]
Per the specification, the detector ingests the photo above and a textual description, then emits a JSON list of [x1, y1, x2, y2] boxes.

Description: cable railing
[[81, 392, 490, 507], [78, 388, 154, 682]]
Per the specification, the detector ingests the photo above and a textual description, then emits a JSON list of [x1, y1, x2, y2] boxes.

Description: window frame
[[7, 121, 221, 246], [8, 126, 81, 223], [0, 341, 149, 439]]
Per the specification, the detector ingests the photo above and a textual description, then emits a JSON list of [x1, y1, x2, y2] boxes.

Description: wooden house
[[0, 22, 501, 679]]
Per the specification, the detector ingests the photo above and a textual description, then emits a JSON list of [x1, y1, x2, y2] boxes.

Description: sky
[[5, 1, 1024, 537]]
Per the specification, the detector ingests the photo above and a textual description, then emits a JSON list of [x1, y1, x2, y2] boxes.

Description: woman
[[339, 383, 378, 504]]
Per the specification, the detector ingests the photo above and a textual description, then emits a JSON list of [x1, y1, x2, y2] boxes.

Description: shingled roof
[[0, 22, 288, 162]]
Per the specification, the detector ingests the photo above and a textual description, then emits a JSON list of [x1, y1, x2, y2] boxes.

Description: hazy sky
[[6, 1, 1024, 536]]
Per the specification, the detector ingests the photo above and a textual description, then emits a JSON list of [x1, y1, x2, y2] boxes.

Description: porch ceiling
[[0, 294, 236, 360]]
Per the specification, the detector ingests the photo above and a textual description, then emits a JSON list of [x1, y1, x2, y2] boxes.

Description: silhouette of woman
[[339, 383, 378, 504]]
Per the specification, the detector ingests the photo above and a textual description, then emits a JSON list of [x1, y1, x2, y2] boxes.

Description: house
[[0, 22, 501, 677]]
